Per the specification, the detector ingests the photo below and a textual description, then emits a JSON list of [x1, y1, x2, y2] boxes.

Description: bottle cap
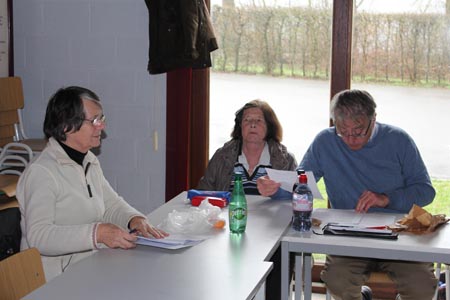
[[299, 173, 308, 184]]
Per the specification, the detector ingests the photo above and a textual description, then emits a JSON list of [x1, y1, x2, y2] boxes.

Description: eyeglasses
[[83, 114, 106, 127], [336, 119, 372, 139], [242, 117, 266, 126]]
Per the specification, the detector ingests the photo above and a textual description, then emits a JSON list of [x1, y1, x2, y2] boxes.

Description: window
[[351, 0, 450, 179], [209, 0, 450, 182], [210, 1, 332, 163]]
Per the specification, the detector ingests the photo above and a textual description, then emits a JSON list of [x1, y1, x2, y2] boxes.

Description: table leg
[[281, 241, 290, 300], [304, 253, 312, 300], [293, 252, 312, 300], [295, 252, 303, 300], [446, 265, 449, 300]]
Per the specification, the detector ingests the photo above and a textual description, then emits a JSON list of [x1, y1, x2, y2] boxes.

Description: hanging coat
[[145, 0, 219, 74]]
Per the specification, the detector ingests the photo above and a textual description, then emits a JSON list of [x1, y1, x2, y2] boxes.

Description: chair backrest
[[0, 247, 46, 300], [0, 77, 25, 148], [0, 155, 28, 176], [0, 142, 33, 175], [0, 77, 47, 155]]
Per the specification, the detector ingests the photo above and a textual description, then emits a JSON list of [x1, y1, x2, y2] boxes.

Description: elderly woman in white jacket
[[17, 86, 168, 281]]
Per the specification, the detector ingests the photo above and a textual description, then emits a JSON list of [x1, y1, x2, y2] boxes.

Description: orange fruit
[[213, 219, 226, 229]]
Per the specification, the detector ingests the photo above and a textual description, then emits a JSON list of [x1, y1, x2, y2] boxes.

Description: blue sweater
[[289, 123, 435, 213]]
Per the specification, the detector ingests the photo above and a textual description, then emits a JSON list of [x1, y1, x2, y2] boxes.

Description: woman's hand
[[128, 216, 169, 239], [96, 223, 138, 249], [257, 175, 281, 197]]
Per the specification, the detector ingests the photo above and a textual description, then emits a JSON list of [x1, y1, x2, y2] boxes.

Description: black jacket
[[145, 0, 219, 74]]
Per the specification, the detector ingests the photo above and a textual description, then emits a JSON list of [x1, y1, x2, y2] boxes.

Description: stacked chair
[[0, 76, 47, 157]]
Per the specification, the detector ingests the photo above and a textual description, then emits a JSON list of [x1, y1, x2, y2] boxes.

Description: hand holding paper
[[265, 169, 324, 199]]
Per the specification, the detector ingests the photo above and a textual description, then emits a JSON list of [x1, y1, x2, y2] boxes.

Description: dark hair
[[231, 99, 283, 143], [43, 86, 101, 141], [330, 89, 377, 122]]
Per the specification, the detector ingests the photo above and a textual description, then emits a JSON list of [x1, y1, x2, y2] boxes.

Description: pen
[[129, 228, 138, 234], [365, 226, 387, 229], [327, 223, 355, 228], [328, 224, 387, 229]]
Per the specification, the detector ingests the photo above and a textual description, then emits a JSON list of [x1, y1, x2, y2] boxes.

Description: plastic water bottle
[[229, 172, 247, 234], [292, 173, 313, 232], [292, 169, 305, 192]]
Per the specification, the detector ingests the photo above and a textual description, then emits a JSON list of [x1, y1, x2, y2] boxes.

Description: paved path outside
[[210, 72, 450, 180]]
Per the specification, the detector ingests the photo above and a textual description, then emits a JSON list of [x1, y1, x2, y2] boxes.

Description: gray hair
[[81, 93, 102, 109], [330, 89, 377, 122]]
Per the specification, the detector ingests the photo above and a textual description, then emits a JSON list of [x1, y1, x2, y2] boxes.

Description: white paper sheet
[[312, 208, 398, 228], [312, 208, 363, 224], [136, 235, 205, 250], [265, 169, 324, 199]]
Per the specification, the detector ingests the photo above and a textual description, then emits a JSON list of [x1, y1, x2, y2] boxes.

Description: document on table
[[136, 235, 205, 250], [318, 209, 400, 239], [312, 208, 398, 228], [265, 169, 324, 199]]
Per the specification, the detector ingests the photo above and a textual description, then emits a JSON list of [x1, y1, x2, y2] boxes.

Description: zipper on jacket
[[85, 162, 93, 198]]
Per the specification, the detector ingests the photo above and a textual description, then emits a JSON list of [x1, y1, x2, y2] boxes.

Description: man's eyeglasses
[[84, 114, 106, 127], [336, 119, 372, 139]]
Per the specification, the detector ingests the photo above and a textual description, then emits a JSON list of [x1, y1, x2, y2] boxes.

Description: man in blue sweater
[[257, 89, 437, 300]]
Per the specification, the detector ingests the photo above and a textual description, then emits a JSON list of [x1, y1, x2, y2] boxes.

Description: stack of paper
[[322, 223, 398, 239], [325, 224, 392, 234], [136, 236, 205, 250]]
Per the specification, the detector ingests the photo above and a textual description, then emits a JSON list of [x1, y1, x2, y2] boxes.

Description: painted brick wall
[[13, 0, 166, 214]]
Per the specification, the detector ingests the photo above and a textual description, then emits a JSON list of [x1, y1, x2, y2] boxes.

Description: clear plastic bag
[[158, 200, 226, 235]]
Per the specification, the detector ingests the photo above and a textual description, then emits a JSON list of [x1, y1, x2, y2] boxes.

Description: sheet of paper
[[312, 208, 398, 228], [265, 169, 324, 199], [358, 213, 398, 228], [136, 235, 205, 250], [313, 208, 363, 225]]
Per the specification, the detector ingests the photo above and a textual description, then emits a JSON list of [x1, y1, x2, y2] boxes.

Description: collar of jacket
[[48, 137, 99, 167]]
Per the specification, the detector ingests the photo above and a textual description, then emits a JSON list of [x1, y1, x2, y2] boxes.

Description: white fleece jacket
[[17, 137, 144, 281]]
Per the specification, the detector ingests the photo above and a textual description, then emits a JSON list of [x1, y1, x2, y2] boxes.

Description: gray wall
[[13, 0, 167, 214]]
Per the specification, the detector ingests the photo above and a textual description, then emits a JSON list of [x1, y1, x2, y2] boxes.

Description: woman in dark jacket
[[197, 99, 297, 194]]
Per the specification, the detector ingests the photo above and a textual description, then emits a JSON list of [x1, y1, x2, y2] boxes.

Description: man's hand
[[355, 190, 389, 213], [257, 175, 281, 197]]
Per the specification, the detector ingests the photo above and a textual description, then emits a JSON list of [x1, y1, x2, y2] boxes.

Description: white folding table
[[24, 193, 293, 300], [281, 208, 450, 300]]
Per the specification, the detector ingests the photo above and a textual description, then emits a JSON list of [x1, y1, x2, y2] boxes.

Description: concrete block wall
[[13, 0, 166, 214]]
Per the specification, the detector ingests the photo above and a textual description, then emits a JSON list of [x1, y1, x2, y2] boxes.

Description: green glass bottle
[[229, 172, 247, 233]]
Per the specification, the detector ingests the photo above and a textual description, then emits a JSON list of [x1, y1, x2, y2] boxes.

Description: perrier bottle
[[229, 172, 247, 233]]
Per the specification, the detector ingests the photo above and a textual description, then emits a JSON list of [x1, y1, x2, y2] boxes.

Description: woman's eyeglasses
[[242, 117, 266, 126], [84, 114, 106, 127]]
